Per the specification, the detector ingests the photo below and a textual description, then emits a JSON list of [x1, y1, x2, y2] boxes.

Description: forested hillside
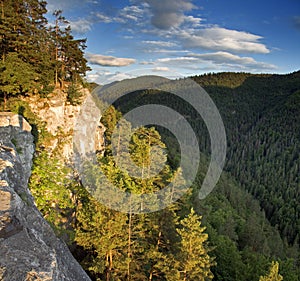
[[194, 72, 300, 245], [111, 72, 300, 280], [1, 1, 300, 280], [113, 71, 300, 246]]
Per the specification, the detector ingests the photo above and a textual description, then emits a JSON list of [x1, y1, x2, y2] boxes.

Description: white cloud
[[86, 53, 136, 67], [117, 5, 146, 24], [141, 0, 195, 29], [143, 49, 190, 54], [88, 70, 135, 84], [95, 12, 113, 23], [177, 27, 270, 54], [69, 18, 92, 34], [146, 51, 276, 73], [122, 6, 143, 19], [152, 67, 170, 72], [142, 40, 178, 47], [140, 61, 155, 65], [184, 15, 203, 27], [157, 57, 198, 63], [90, 6, 144, 26], [87, 73, 101, 82], [188, 51, 277, 70], [123, 35, 134, 39], [138, 20, 270, 55]]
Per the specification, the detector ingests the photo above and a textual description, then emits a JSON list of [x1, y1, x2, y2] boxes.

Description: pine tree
[[1, 0, 52, 100], [175, 208, 214, 281], [75, 198, 128, 281], [0, 53, 36, 108], [50, 10, 90, 89], [0, 0, 28, 58], [76, 115, 187, 280], [259, 261, 283, 281]]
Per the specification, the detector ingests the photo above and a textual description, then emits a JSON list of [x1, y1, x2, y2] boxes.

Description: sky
[[46, 0, 300, 84]]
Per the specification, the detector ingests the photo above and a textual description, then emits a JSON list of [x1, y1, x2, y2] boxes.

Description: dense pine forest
[[0, 0, 90, 108], [110, 72, 300, 280], [1, 1, 300, 281]]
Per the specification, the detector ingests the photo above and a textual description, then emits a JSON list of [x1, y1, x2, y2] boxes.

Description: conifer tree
[[0, 1, 90, 104], [76, 114, 186, 280], [75, 198, 128, 281], [259, 261, 283, 281], [0, 53, 36, 108], [175, 208, 214, 281]]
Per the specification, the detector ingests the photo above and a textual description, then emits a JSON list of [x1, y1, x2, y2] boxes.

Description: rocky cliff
[[25, 89, 105, 159], [0, 113, 91, 281]]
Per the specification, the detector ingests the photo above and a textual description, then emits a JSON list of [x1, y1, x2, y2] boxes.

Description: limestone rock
[[26, 89, 101, 160], [0, 114, 91, 281]]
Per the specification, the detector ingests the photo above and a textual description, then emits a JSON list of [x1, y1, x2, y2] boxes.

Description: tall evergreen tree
[[0, 53, 36, 108], [259, 261, 283, 281], [175, 208, 214, 281], [0, 1, 90, 104]]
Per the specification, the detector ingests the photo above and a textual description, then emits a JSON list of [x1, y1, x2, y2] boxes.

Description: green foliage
[[18, 71, 300, 281], [73, 110, 214, 280], [29, 152, 74, 238], [7, 98, 53, 147], [285, 90, 300, 110], [0, 53, 37, 105], [67, 83, 83, 105], [29, 151, 86, 242], [175, 208, 214, 281], [114, 71, 300, 245], [259, 261, 283, 281], [113, 71, 300, 281], [0, 0, 90, 104]]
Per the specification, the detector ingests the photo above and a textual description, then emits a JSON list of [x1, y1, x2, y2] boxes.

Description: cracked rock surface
[[0, 113, 91, 281]]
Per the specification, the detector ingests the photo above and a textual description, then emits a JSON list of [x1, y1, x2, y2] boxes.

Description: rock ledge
[[0, 113, 91, 281]]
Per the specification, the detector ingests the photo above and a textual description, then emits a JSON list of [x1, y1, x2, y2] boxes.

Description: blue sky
[[46, 0, 300, 84]]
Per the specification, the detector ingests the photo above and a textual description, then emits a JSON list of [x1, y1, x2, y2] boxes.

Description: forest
[[0, 0, 90, 108], [0, 1, 300, 281]]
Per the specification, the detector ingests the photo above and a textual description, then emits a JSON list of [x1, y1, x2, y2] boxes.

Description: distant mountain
[[114, 71, 300, 245], [193, 71, 300, 244]]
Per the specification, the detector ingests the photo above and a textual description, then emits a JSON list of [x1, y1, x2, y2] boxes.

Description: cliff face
[[0, 113, 91, 281], [25, 89, 105, 158]]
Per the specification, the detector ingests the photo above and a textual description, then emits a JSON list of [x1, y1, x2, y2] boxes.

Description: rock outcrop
[[25, 89, 105, 159], [0, 113, 91, 281]]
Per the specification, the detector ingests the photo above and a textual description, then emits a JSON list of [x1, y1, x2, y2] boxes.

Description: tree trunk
[[127, 200, 132, 281], [106, 253, 109, 281], [3, 92, 7, 111]]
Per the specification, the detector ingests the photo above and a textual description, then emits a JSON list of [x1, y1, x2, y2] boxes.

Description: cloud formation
[[177, 27, 270, 54], [118, 5, 145, 22], [188, 52, 276, 70], [86, 53, 136, 67], [152, 67, 170, 72], [142, 0, 195, 29], [157, 57, 198, 64], [94, 12, 113, 23], [184, 15, 203, 27], [142, 40, 177, 47], [151, 52, 276, 72], [69, 18, 93, 34], [87, 70, 135, 84]]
